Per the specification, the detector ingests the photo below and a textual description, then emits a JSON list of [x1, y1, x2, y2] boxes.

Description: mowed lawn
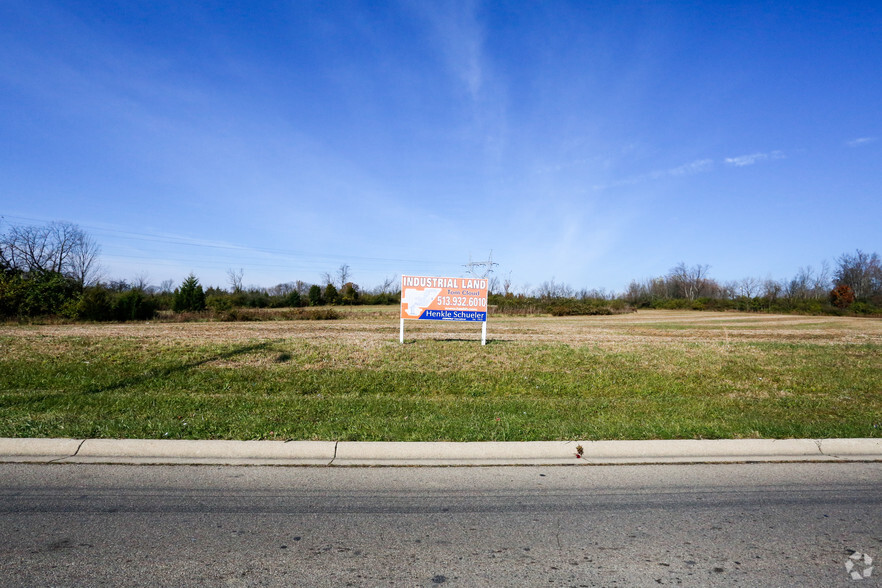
[[1, 309, 880, 441]]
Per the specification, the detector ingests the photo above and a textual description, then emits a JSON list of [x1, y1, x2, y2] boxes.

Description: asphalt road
[[1, 462, 880, 587]]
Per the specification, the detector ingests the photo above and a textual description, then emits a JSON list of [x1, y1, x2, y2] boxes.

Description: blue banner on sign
[[418, 309, 487, 322]]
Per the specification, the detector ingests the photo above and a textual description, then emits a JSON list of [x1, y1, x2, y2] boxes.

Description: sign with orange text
[[400, 275, 488, 322]]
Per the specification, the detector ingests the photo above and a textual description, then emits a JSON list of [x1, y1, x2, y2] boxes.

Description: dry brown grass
[[3, 309, 880, 349], [3, 310, 879, 378]]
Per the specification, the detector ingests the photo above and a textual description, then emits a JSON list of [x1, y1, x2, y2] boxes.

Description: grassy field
[[1, 308, 880, 441]]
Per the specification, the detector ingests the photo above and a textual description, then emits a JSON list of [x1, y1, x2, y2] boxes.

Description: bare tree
[[294, 280, 310, 297], [107, 279, 130, 292], [227, 267, 244, 293], [132, 273, 151, 292], [669, 262, 711, 301], [835, 250, 882, 299], [379, 275, 397, 294], [624, 279, 647, 305], [336, 264, 351, 290], [784, 265, 828, 301], [68, 229, 102, 286], [786, 267, 812, 300], [0, 217, 9, 270], [502, 271, 513, 296], [579, 287, 612, 300], [535, 278, 573, 300], [738, 276, 761, 298], [0, 220, 20, 270], [6, 223, 53, 272], [1, 220, 101, 285], [268, 282, 297, 297], [47, 221, 81, 273], [720, 281, 738, 300], [762, 278, 782, 301], [812, 260, 831, 298]]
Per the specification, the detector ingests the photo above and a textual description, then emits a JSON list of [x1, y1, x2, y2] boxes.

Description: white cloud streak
[[724, 150, 785, 167], [656, 159, 714, 177], [593, 158, 714, 190], [593, 148, 788, 190], [847, 137, 877, 147]]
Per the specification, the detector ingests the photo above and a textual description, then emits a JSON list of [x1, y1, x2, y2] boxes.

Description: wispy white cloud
[[847, 137, 877, 147], [594, 148, 787, 190], [533, 157, 598, 175], [412, 0, 485, 100], [724, 150, 785, 167], [405, 0, 509, 164], [656, 159, 714, 178], [593, 158, 714, 190]]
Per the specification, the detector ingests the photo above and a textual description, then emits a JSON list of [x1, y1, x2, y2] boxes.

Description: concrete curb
[[0, 438, 337, 465], [334, 441, 574, 466], [75, 439, 337, 465], [0, 437, 84, 458], [2, 437, 882, 466]]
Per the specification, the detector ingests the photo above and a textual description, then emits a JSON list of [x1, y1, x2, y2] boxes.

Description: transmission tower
[[463, 251, 498, 279]]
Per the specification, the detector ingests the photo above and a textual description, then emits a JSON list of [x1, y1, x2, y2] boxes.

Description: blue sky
[[1, 1, 879, 293]]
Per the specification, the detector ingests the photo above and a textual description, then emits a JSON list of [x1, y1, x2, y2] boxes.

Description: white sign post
[[399, 275, 489, 345]]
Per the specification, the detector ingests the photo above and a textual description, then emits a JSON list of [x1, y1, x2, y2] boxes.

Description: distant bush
[[850, 301, 882, 316], [282, 291, 302, 308], [359, 291, 399, 305], [308, 285, 323, 306], [783, 299, 826, 315], [548, 303, 613, 316], [69, 285, 113, 320], [488, 293, 633, 317], [0, 270, 79, 318], [547, 299, 632, 316], [830, 284, 855, 309], [142, 280, 390, 312], [295, 308, 340, 320], [242, 289, 271, 308], [650, 298, 691, 310], [173, 274, 206, 312], [113, 289, 157, 321], [0, 271, 27, 317], [206, 293, 233, 312], [323, 283, 339, 305], [64, 286, 157, 321], [340, 282, 359, 305], [24, 271, 79, 317], [219, 307, 341, 321]]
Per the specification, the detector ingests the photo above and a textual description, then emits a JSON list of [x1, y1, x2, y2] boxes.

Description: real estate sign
[[400, 275, 488, 321], [399, 275, 489, 344]]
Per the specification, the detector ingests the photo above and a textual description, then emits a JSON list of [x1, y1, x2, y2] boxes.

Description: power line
[[1, 213, 454, 268]]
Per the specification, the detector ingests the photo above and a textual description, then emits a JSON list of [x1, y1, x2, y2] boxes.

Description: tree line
[[621, 255, 881, 314], [0, 220, 402, 319], [1, 219, 880, 320]]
